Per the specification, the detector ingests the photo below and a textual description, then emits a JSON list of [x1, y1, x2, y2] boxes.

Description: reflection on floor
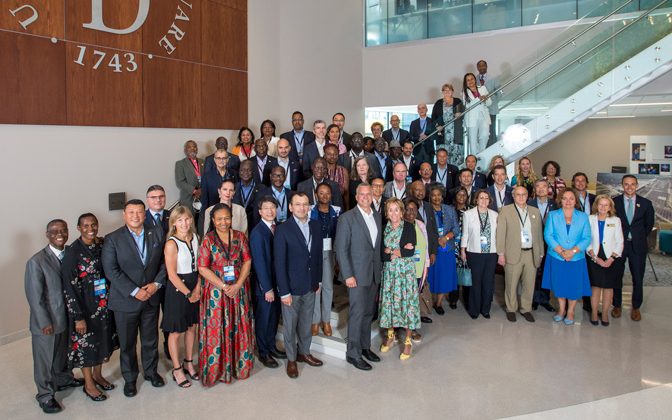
[[2, 281, 672, 420]]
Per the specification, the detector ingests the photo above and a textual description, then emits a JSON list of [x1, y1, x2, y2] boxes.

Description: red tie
[[270, 223, 276, 234], [479, 75, 485, 86]]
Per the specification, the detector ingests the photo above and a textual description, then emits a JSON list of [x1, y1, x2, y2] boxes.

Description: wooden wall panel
[[201, 66, 247, 128], [202, 1, 247, 70], [65, 43, 143, 126], [0, 0, 65, 38], [66, 0, 142, 52], [0, 32, 66, 124], [208, 0, 247, 11], [142, 0, 201, 62], [143, 55, 202, 128]]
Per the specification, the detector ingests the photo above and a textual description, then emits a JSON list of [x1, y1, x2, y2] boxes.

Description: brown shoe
[[296, 354, 323, 367], [611, 307, 622, 318], [311, 324, 319, 336], [631, 308, 642, 321], [286, 361, 298, 378], [321, 322, 332, 337]]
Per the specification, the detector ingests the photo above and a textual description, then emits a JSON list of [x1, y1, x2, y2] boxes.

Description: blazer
[[383, 181, 409, 201], [101, 226, 167, 312], [249, 221, 275, 295], [250, 155, 277, 186], [463, 86, 492, 128], [613, 194, 655, 255], [144, 209, 171, 243], [400, 155, 421, 181], [297, 177, 344, 208], [280, 130, 316, 162], [586, 215, 624, 258], [409, 117, 434, 147], [472, 171, 487, 190], [382, 221, 416, 261], [268, 158, 303, 190], [495, 204, 544, 266], [204, 153, 241, 175], [335, 206, 383, 287], [201, 203, 248, 237], [527, 198, 557, 225], [382, 128, 410, 144], [175, 157, 204, 208], [544, 209, 591, 262], [301, 140, 326, 179], [431, 163, 459, 191], [461, 207, 499, 254], [24, 246, 68, 334], [200, 168, 237, 211], [371, 152, 394, 182], [274, 217, 323, 296], [233, 180, 267, 229], [431, 204, 460, 251], [340, 150, 375, 174], [488, 184, 514, 211], [430, 98, 465, 145]]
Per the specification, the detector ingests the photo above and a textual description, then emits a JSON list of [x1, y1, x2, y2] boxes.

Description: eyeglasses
[[147, 195, 165, 200], [214, 157, 229, 161]]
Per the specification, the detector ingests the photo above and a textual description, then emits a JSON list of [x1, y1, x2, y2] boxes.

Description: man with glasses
[[370, 178, 386, 217], [297, 157, 344, 208], [280, 111, 315, 164], [382, 114, 410, 144], [233, 160, 266, 230]]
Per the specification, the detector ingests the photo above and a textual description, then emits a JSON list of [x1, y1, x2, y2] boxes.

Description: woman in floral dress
[[198, 203, 254, 386], [61, 213, 118, 402]]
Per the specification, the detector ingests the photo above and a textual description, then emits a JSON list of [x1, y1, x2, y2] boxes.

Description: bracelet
[[185, 291, 192, 299]]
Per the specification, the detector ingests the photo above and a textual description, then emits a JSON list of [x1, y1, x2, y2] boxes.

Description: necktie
[[154, 213, 161, 225], [626, 198, 634, 223], [479, 75, 484, 86], [58, 251, 65, 262], [270, 223, 276, 234]]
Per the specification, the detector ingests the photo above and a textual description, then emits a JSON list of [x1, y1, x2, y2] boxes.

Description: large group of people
[[24, 58, 656, 414]]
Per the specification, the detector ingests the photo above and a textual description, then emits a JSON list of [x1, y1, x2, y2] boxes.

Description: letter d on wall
[[83, 0, 151, 34]]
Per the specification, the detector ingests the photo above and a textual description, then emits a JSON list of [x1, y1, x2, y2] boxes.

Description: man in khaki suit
[[496, 186, 544, 323]]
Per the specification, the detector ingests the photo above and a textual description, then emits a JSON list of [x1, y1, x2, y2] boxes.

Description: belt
[[521, 248, 532, 251]]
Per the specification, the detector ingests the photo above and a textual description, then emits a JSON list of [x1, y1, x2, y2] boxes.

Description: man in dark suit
[[382, 114, 410, 144], [274, 192, 324, 378], [25, 219, 82, 414], [340, 132, 375, 174], [251, 139, 277, 186], [263, 166, 293, 224], [449, 168, 477, 205], [280, 111, 315, 164], [102, 200, 167, 397], [465, 154, 487, 189], [301, 120, 328, 179], [250, 197, 286, 369], [269, 138, 303, 190], [409, 103, 435, 163], [297, 157, 344, 208], [528, 179, 557, 312], [372, 138, 394, 182], [335, 183, 383, 371], [400, 140, 421, 181], [233, 160, 266, 231], [370, 178, 386, 218], [200, 148, 237, 212], [432, 148, 458, 193], [204, 136, 240, 175], [332, 112, 352, 150], [488, 165, 513, 212], [612, 175, 655, 321]]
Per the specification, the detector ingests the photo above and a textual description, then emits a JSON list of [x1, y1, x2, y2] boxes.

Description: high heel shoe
[[82, 386, 107, 402], [399, 337, 413, 360], [380, 329, 395, 353], [589, 318, 599, 326], [172, 367, 191, 388], [183, 359, 200, 381], [601, 319, 610, 327]]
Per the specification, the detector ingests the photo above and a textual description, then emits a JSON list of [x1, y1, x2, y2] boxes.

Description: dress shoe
[[322, 322, 333, 337], [311, 323, 319, 336], [521, 312, 535, 323], [482, 313, 491, 319], [296, 354, 323, 367], [611, 307, 622, 318], [532, 303, 539, 310], [145, 375, 165, 388], [362, 349, 380, 363], [57, 377, 84, 391], [449, 302, 458, 310], [541, 303, 555, 312], [470, 314, 478, 320], [346, 356, 372, 371], [590, 318, 599, 326], [601, 319, 610, 327], [39, 398, 62, 414], [259, 354, 279, 368], [123, 381, 137, 397], [631, 308, 642, 321], [82, 386, 107, 402], [506, 312, 517, 322], [286, 361, 299, 379], [270, 348, 287, 359], [420, 316, 433, 324], [434, 305, 445, 315]]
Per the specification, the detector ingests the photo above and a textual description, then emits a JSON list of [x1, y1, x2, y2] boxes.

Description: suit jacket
[[204, 153, 241, 175], [382, 128, 410, 144], [586, 215, 624, 258], [297, 178, 344, 208], [417, 201, 439, 255], [613, 194, 655, 255], [24, 246, 67, 334], [250, 155, 277, 186], [431, 163, 459, 191], [101, 226, 167, 312], [576, 192, 596, 216], [200, 168, 237, 211], [472, 171, 487, 190], [371, 152, 394, 182], [409, 117, 434, 147], [233, 181, 267, 229], [461, 207, 499, 254], [432, 203, 460, 251], [400, 155, 421, 181], [175, 157, 204, 208], [496, 204, 544, 266], [341, 150, 376, 175], [268, 158, 303, 190], [249, 221, 275, 294], [335, 206, 383, 287], [544, 209, 591, 262], [341, 131, 352, 151], [527, 198, 557, 225], [383, 181, 409, 201], [301, 140, 326, 179], [260, 186, 293, 223], [488, 184, 513, 212], [274, 217, 323, 296], [280, 130, 316, 162], [144, 209, 171, 243]]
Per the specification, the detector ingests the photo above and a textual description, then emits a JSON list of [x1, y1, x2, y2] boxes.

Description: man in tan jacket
[[496, 186, 544, 322]]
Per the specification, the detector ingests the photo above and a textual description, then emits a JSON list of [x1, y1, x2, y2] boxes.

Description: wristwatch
[[185, 291, 193, 299]]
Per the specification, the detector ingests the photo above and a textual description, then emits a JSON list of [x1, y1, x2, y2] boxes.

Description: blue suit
[[544, 209, 591, 262], [274, 217, 323, 297], [250, 221, 280, 358], [487, 185, 513, 212]]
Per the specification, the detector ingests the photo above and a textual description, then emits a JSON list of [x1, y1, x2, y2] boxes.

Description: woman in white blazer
[[462, 73, 492, 155], [460, 189, 498, 319], [586, 195, 624, 326]]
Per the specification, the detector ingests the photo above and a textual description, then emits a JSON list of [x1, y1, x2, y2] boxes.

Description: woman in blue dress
[[542, 189, 592, 325], [426, 184, 460, 314]]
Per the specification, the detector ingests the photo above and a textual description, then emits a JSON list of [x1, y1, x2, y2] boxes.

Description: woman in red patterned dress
[[197, 203, 254, 386]]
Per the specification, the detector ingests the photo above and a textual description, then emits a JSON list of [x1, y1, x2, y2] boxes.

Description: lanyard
[[437, 167, 447, 184], [514, 205, 528, 227], [241, 145, 253, 160], [133, 231, 146, 262], [393, 130, 399, 140], [239, 181, 255, 208], [478, 211, 489, 233], [294, 132, 304, 152], [393, 186, 406, 199], [578, 194, 586, 212], [273, 189, 286, 212], [497, 188, 505, 207]]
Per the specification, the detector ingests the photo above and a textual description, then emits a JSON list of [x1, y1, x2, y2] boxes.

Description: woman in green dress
[[378, 198, 420, 360]]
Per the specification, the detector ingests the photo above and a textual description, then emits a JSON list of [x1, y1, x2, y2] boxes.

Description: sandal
[[399, 337, 413, 360], [172, 367, 191, 388], [183, 359, 200, 381], [380, 329, 395, 353]]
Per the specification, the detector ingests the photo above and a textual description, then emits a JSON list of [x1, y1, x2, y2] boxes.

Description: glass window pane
[[428, 1, 473, 38], [578, 0, 638, 19], [522, 0, 577, 26], [387, 0, 428, 43], [366, 0, 388, 46], [473, 0, 522, 32]]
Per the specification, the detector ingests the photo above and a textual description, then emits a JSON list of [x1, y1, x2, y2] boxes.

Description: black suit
[[371, 152, 394, 182], [528, 198, 558, 306], [268, 158, 303, 190], [409, 117, 435, 161], [204, 153, 240, 175], [382, 128, 410, 144], [400, 155, 421, 181], [297, 178, 344, 208], [250, 155, 277, 186], [233, 180, 267, 230], [301, 141, 325, 179], [200, 168, 237, 211], [487, 184, 514, 212], [471, 171, 487, 190], [431, 163, 459, 193], [613, 194, 655, 310], [280, 130, 315, 163], [101, 226, 166, 383], [143, 209, 170, 241], [341, 131, 352, 151]]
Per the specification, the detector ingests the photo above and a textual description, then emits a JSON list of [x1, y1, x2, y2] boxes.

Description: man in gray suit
[[25, 219, 82, 414], [477, 60, 501, 147], [175, 140, 204, 219], [335, 183, 383, 371]]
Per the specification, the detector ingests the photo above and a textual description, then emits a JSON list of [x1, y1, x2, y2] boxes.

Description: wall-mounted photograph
[[632, 143, 647, 161]]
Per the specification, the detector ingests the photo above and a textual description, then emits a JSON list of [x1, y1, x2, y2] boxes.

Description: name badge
[[223, 266, 236, 284], [323, 238, 332, 251], [94, 278, 107, 297], [521, 231, 530, 243], [414, 249, 421, 262], [406, 176, 413, 183], [438, 227, 445, 237], [480, 235, 489, 252]]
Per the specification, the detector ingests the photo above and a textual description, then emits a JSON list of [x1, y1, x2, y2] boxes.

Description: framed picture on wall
[[665, 145, 672, 158], [661, 164, 670, 173], [632, 143, 646, 161], [638, 163, 659, 174]]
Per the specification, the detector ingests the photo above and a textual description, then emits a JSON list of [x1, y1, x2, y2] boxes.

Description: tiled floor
[[2, 283, 671, 420]]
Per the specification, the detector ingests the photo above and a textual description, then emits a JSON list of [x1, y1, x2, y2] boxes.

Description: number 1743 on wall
[[73, 46, 138, 73]]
